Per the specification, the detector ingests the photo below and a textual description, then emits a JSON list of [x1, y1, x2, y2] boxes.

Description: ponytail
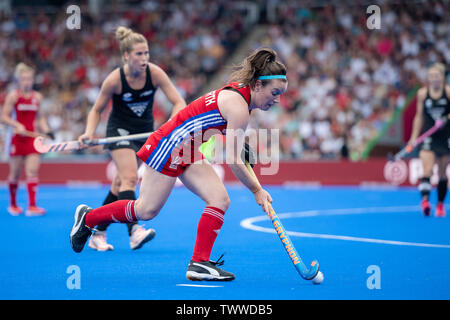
[[230, 48, 286, 87], [115, 26, 147, 62]]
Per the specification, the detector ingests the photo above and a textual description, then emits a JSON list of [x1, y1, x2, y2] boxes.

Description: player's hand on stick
[[77, 132, 93, 148], [14, 123, 27, 136], [405, 140, 414, 154], [241, 142, 256, 168], [45, 131, 55, 140], [252, 188, 273, 215]]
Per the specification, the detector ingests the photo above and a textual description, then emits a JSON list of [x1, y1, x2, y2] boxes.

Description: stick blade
[[303, 260, 320, 280], [33, 136, 50, 153], [33, 137, 81, 153]]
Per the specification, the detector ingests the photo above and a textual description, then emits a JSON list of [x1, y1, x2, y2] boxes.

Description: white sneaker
[[88, 231, 114, 251], [7, 205, 23, 216], [129, 225, 155, 250]]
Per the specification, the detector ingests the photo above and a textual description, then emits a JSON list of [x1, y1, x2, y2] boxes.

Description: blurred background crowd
[[0, 0, 449, 161]]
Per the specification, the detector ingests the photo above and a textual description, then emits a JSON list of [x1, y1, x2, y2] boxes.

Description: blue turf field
[[1, 184, 449, 300]]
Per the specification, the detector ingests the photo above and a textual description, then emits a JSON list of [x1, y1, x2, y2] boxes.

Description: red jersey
[[137, 82, 251, 176], [9, 90, 40, 156], [14, 90, 40, 132]]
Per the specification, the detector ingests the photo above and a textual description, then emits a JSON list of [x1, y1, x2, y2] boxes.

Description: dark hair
[[230, 48, 287, 88]]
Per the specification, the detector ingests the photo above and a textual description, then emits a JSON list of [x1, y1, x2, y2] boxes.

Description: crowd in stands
[[248, 1, 449, 160], [0, 0, 247, 158], [1, 1, 449, 161]]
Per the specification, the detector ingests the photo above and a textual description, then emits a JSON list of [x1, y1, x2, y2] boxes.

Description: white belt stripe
[[150, 113, 224, 168], [204, 208, 224, 222], [150, 113, 226, 169], [125, 201, 134, 222], [125, 201, 130, 222]]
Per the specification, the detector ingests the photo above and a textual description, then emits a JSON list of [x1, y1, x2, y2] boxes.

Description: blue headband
[[257, 75, 287, 80]]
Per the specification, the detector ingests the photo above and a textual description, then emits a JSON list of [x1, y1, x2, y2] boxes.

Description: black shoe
[[70, 204, 93, 253], [186, 254, 235, 281]]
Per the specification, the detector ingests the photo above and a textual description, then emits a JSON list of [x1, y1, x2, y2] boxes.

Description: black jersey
[[420, 87, 450, 155], [107, 65, 156, 136], [423, 87, 450, 130]]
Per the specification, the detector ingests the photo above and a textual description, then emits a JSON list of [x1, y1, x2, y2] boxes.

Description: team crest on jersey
[[127, 103, 147, 117], [122, 92, 133, 102]]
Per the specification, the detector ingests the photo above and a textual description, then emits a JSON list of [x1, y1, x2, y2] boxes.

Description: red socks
[[8, 181, 18, 206], [192, 206, 225, 262], [84, 201, 225, 262], [85, 200, 137, 229], [27, 179, 38, 207], [9, 179, 38, 207]]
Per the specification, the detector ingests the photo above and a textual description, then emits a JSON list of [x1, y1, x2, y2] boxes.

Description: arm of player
[[78, 72, 117, 145], [1, 91, 27, 134], [218, 90, 273, 214], [150, 63, 186, 118], [408, 87, 425, 146]]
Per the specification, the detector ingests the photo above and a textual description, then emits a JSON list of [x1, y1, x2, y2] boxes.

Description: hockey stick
[[33, 132, 152, 153], [389, 117, 447, 161], [244, 162, 320, 281]]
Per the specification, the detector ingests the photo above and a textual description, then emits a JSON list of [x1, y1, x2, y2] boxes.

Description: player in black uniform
[[409, 63, 450, 217], [78, 26, 186, 250]]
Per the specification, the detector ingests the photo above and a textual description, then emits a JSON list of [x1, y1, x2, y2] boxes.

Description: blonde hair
[[429, 62, 446, 76], [115, 26, 147, 61], [14, 62, 34, 79]]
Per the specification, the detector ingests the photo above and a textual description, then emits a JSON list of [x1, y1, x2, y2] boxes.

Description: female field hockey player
[[71, 47, 287, 281], [77, 26, 186, 251], [70, 49, 287, 280], [408, 63, 450, 217], [1, 63, 53, 216]]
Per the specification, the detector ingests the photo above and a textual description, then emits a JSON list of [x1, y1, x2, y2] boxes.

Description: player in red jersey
[[1, 63, 53, 216], [70, 48, 287, 281]]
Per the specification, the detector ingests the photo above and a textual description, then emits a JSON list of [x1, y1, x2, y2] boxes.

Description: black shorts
[[419, 128, 450, 157], [104, 125, 151, 153]]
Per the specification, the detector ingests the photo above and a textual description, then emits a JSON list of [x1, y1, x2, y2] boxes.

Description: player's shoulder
[[445, 85, 450, 97], [217, 89, 250, 119], [148, 63, 166, 82], [105, 68, 121, 83], [219, 84, 249, 105], [33, 91, 43, 101], [103, 68, 121, 92], [417, 86, 427, 99], [5, 89, 19, 102], [148, 62, 163, 73]]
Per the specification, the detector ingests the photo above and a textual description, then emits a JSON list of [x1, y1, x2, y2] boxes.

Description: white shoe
[[25, 206, 46, 217], [129, 225, 155, 250], [7, 205, 23, 216], [88, 231, 114, 251]]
